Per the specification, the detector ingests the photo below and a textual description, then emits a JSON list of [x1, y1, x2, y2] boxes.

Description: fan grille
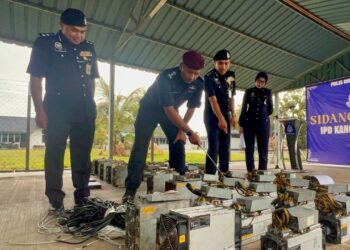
[[159, 215, 179, 250]]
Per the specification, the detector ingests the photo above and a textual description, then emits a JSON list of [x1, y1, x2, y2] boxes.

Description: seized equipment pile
[[90, 159, 350, 249]]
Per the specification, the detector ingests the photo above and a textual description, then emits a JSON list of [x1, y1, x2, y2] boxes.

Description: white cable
[[197, 144, 224, 175]]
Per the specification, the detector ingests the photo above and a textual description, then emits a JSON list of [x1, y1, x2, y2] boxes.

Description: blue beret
[[61, 8, 87, 27]]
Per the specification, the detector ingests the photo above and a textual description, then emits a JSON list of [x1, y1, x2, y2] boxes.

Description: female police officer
[[204, 49, 236, 175], [239, 72, 273, 172]]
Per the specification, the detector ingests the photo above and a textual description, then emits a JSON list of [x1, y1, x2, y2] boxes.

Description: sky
[[0, 41, 243, 136]]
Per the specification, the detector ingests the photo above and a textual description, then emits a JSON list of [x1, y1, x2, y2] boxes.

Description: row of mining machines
[[91, 159, 350, 250]]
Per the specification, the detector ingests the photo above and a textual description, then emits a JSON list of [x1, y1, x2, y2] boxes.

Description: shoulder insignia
[[168, 71, 176, 79], [39, 32, 55, 37], [85, 40, 94, 45], [205, 69, 215, 77]]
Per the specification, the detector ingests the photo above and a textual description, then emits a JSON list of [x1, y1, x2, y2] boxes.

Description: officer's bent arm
[[183, 108, 195, 124], [30, 76, 45, 114], [163, 106, 192, 133], [208, 96, 225, 121]]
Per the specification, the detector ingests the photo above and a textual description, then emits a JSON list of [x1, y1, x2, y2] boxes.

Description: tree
[[94, 78, 145, 154], [279, 88, 306, 149]]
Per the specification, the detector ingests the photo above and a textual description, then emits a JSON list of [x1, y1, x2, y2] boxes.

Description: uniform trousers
[[125, 104, 186, 191], [45, 112, 95, 207]]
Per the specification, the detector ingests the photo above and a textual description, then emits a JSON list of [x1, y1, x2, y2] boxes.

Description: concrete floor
[[1, 161, 350, 249]]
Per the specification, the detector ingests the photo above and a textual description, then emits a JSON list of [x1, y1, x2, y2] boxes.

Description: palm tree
[[94, 78, 145, 154]]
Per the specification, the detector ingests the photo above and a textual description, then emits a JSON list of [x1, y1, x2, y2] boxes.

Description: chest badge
[[188, 85, 196, 92], [214, 77, 221, 87], [226, 76, 235, 98], [54, 42, 66, 52], [80, 51, 92, 60], [86, 64, 91, 75], [226, 76, 235, 85]]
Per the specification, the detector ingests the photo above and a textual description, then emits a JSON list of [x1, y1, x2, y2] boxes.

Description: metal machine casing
[[287, 206, 319, 231], [287, 188, 316, 203], [236, 196, 273, 212], [161, 205, 236, 250], [125, 194, 190, 250], [249, 182, 277, 193], [261, 225, 323, 250], [241, 209, 272, 245]]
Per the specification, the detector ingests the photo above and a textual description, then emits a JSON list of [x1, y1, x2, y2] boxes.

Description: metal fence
[[0, 78, 108, 171]]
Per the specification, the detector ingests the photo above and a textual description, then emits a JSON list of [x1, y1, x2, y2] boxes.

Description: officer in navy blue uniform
[[123, 51, 205, 203], [27, 8, 99, 212], [239, 72, 273, 172], [204, 49, 236, 175]]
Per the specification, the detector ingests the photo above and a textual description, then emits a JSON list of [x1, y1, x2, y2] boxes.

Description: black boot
[[122, 189, 136, 204]]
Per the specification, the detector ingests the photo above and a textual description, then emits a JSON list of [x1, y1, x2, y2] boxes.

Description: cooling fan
[[159, 214, 188, 250], [261, 238, 279, 250]]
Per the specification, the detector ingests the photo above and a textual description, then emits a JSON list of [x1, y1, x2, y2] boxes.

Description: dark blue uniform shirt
[[141, 67, 203, 110], [204, 69, 236, 124], [27, 31, 99, 122], [239, 87, 273, 127]]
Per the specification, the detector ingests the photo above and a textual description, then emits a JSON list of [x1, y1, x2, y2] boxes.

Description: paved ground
[[1, 161, 350, 249]]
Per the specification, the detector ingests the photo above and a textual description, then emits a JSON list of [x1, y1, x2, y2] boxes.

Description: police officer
[[239, 72, 273, 172], [27, 8, 99, 212], [204, 49, 236, 175], [123, 51, 204, 203]]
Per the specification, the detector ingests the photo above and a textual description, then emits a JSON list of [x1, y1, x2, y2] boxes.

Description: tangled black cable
[[57, 197, 126, 244]]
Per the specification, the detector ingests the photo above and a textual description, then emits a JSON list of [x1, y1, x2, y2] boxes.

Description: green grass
[[0, 148, 245, 171]]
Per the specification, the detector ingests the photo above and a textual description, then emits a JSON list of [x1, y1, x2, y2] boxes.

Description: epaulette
[[205, 69, 215, 77], [197, 75, 204, 81], [85, 40, 94, 45], [39, 32, 55, 37]]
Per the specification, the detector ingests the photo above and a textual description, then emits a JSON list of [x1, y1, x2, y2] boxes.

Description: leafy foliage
[[279, 88, 306, 149], [94, 78, 145, 154]]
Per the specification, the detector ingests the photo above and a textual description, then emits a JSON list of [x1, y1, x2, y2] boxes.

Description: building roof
[[1, 0, 349, 92], [0, 116, 37, 133]]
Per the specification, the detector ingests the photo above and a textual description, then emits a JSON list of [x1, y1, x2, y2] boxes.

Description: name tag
[[86, 64, 91, 75], [80, 51, 92, 57]]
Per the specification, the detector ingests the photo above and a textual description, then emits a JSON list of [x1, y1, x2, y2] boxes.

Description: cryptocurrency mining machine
[[315, 183, 350, 243], [126, 192, 190, 250], [158, 205, 238, 250], [261, 187, 324, 250]]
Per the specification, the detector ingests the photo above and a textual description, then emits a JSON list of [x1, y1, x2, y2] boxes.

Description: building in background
[[153, 126, 241, 151], [0, 116, 43, 149]]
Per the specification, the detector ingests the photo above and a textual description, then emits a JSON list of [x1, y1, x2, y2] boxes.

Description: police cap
[[182, 51, 205, 70], [213, 49, 231, 61], [61, 8, 87, 27]]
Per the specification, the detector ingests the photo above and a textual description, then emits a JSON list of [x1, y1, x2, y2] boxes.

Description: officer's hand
[[173, 130, 186, 144], [36, 110, 48, 129], [189, 132, 201, 146], [218, 118, 228, 134], [239, 127, 244, 134]]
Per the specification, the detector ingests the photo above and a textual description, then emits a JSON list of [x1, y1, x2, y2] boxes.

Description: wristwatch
[[186, 130, 193, 137]]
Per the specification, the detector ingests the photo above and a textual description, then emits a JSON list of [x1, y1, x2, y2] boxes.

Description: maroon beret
[[182, 51, 205, 70]]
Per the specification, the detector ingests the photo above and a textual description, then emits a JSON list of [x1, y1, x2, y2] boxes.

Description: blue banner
[[306, 77, 350, 165]]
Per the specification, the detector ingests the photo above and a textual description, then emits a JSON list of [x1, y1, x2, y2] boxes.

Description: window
[[8, 133, 14, 143]]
